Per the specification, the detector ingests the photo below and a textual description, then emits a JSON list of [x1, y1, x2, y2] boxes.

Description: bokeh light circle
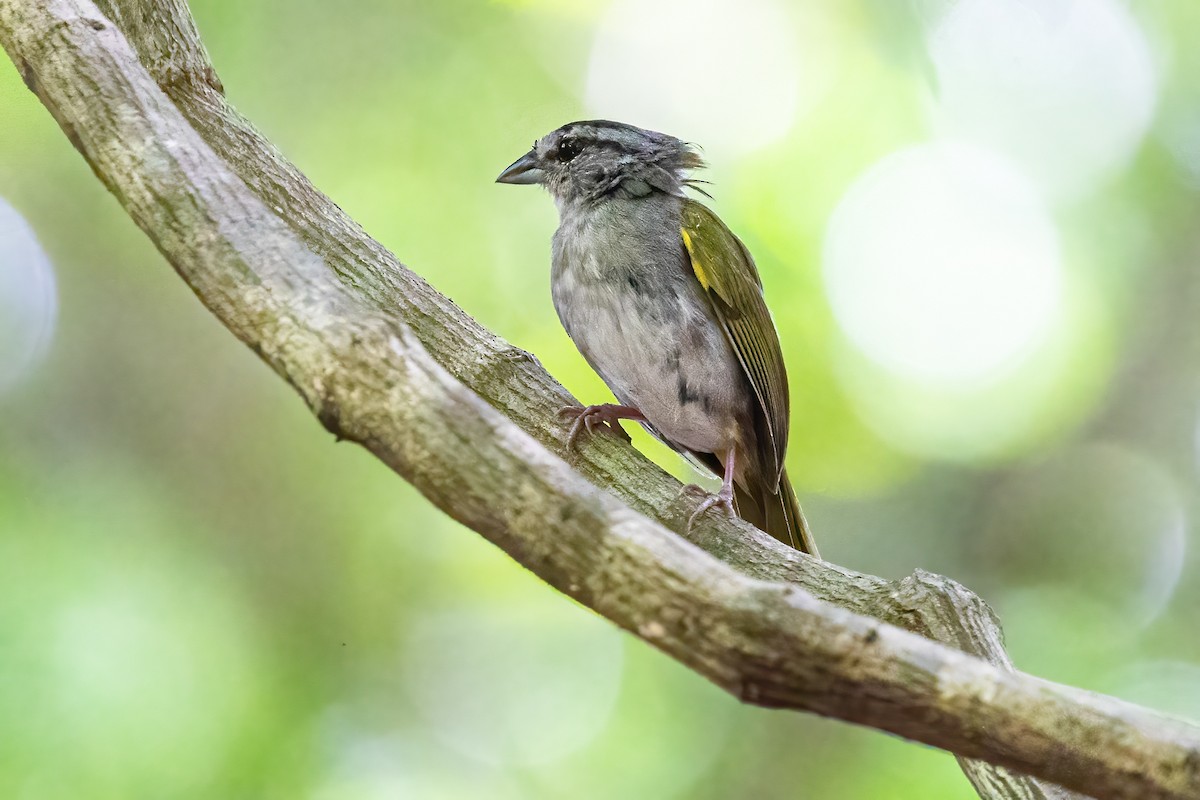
[[586, 0, 813, 157], [982, 443, 1187, 626], [403, 604, 623, 766], [928, 0, 1158, 198], [824, 142, 1063, 386], [0, 196, 57, 394]]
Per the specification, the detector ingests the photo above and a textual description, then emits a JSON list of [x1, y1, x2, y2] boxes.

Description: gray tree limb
[[2, 2, 1198, 799]]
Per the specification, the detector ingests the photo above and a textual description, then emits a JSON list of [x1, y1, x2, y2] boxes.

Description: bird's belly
[[553, 274, 747, 456]]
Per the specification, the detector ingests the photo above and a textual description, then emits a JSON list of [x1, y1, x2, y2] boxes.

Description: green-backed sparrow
[[498, 120, 818, 556]]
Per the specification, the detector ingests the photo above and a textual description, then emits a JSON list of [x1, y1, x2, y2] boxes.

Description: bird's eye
[[557, 139, 582, 162]]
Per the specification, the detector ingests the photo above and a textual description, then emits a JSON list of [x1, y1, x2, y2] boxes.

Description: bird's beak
[[496, 149, 544, 185]]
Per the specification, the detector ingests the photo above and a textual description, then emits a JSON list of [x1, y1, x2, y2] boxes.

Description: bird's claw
[[558, 404, 634, 450], [687, 485, 736, 531]]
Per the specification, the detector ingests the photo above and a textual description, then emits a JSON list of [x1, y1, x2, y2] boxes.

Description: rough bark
[[2, 2, 1198, 799]]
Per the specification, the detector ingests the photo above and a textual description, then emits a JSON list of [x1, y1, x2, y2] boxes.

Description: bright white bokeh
[[824, 142, 1064, 386], [585, 0, 827, 157], [0, 197, 57, 394], [402, 604, 623, 766], [928, 0, 1158, 199]]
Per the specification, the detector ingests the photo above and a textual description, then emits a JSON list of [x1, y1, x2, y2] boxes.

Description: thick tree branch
[[3, 2, 1199, 799]]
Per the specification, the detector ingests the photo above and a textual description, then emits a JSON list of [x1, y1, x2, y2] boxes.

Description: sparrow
[[497, 120, 818, 556]]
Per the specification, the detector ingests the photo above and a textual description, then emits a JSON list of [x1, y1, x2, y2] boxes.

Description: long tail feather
[[735, 467, 820, 557]]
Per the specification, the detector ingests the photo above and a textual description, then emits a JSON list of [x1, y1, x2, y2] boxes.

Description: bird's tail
[[736, 467, 820, 557]]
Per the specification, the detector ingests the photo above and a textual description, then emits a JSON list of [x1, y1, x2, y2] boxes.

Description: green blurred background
[[2, 0, 1199, 797]]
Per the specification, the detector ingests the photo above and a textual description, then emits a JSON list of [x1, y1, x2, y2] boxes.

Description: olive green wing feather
[[680, 199, 789, 485]]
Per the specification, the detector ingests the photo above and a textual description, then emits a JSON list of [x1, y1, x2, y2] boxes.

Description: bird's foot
[[558, 404, 642, 450], [687, 483, 736, 531]]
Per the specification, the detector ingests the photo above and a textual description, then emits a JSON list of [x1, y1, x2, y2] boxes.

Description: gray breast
[[550, 194, 751, 456]]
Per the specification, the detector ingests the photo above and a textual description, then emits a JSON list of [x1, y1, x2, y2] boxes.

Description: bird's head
[[496, 120, 705, 206]]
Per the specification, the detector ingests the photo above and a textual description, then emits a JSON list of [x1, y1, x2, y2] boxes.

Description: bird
[[496, 120, 819, 557]]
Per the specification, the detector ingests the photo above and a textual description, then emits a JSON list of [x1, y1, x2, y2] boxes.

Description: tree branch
[[3, 2, 1198, 799]]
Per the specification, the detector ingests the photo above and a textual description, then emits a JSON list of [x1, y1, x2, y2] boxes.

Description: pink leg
[[688, 449, 737, 530], [558, 403, 646, 450]]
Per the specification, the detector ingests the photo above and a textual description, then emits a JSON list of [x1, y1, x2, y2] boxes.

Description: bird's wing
[[680, 198, 789, 485]]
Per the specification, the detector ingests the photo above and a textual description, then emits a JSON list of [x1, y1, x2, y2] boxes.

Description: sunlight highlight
[[585, 0, 820, 157], [824, 142, 1063, 386], [928, 0, 1158, 198]]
